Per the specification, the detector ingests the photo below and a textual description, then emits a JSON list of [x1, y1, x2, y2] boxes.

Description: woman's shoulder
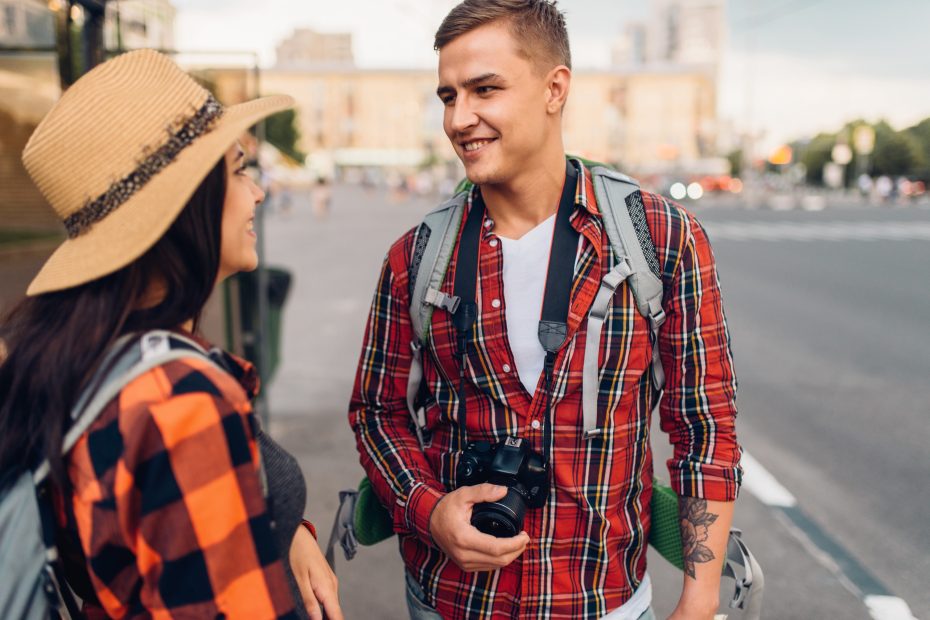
[[69, 353, 255, 482], [117, 352, 253, 437]]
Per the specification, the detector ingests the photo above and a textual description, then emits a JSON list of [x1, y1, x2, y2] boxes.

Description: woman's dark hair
[[0, 158, 226, 485]]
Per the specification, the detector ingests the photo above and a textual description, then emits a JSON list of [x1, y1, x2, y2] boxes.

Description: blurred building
[[567, 68, 717, 171], [611, 0, 725, 72], [262, 66, 444, 171], [0, 0, 56, 46], [104, 0, 176, 51], [611, 22, 648, 68], [648, 0, 726, 70], [275, 28, 354, 70], [1, 1, 60, 232], [604, 0, 726, 173], [263, 1, 724, 177], [262, 65, 716, 175]]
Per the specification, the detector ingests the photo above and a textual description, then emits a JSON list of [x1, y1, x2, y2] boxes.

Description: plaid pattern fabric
[[55, 337, 298, 619], [349, 161, 742, 619]]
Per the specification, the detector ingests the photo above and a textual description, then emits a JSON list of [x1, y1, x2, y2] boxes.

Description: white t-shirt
[[500, 218, 653, 618], [498, 215, 556, 394], [600, 574, 652, 619]]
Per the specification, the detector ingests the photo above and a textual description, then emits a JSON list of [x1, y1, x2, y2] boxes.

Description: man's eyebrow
[[463, 72, 503, 88], [436, 72, 505, 97]]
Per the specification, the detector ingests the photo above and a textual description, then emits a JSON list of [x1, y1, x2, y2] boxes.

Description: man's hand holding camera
[[429, 484, 531, 572]]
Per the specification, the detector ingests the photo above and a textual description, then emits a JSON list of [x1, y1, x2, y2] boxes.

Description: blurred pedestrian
[[312, 176, 332, 219], [349, 1, 741, 619], [0, 50, 341, 620], [857, 173, 873, 198], [876, 175, 894, 202]]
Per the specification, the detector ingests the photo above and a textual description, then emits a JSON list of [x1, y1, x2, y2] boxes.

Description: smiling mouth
[[462, 138, 497, 152]]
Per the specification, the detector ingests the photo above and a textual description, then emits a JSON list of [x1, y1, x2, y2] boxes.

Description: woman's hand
[[289, 525, 343, 620]]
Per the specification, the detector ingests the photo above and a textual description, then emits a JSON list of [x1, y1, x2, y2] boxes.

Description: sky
[[174, 0, 930, 152]]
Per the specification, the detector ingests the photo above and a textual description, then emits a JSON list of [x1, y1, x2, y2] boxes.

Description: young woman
[[0, 50, 341, 620]]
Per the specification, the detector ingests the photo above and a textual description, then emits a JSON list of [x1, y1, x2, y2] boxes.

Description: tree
[[798, 133, 835, 185], [786, 116, 930, 185], [264, 109, 306, 165], [905, 118, 930, 181], [725, 149, 742, 178], [872, 122, 926, 177]]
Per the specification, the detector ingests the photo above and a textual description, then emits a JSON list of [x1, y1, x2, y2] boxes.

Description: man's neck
[[481, 150, 568, 240]]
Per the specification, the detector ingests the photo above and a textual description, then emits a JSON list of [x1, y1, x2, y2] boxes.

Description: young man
[[349, 1, 742, 618]]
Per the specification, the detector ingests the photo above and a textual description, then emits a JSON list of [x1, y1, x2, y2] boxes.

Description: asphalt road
[[696, 203, 930, 618], [264, 187, 929, 619]]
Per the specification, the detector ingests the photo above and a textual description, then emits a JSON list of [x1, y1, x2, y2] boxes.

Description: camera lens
[[470, 486, 527, 538]]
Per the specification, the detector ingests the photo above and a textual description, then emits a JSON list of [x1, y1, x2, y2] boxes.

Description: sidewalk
[[264, 184, 872, 619]]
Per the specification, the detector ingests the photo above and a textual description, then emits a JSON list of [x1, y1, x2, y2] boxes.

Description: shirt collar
[[174, 328, 261, 399], [467, 156, 599, 234]]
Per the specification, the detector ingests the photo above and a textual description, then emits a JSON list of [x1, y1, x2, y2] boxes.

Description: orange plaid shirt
[[54, 337, 298, 619]]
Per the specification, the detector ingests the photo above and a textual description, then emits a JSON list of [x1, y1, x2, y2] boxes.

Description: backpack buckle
[[424, 288, 461, 315], [140, 332, 170, 359], [649, 307, 667, 330]]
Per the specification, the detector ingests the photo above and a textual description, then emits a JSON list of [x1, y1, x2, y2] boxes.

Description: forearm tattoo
[[679, 498, 719, 579]]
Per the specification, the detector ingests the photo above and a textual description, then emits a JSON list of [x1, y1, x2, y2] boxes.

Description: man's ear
[[545, 65, 571, 114]]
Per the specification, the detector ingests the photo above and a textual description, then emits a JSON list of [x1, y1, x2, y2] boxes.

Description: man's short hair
[[434, 0, 571, 71]]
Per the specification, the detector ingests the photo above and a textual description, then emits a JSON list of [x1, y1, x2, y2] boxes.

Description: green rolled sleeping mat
[[353, 477, 396, 547]]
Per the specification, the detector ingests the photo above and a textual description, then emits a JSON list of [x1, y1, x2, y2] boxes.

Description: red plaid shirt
[[55, 335, 298, 619], [349, 160, 741, 619]]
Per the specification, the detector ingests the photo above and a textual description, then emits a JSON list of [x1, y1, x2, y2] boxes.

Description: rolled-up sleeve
[[657, 208, 742, 501]]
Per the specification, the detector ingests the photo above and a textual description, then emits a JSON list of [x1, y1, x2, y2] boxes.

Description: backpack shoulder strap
[[34, 331, 219, 485], [582, 166, 667, 438], [589, 165, 665, 324], [409, 190, 469, 343], [405, 189, 469, 446]]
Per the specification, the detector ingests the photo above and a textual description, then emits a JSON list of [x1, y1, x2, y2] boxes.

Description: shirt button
[[489, 238, 499, 248], [484, 219, 494, 229], [530, 420, 541, 430], [491, 298, 501, 308], [502, 363, 512, 373]]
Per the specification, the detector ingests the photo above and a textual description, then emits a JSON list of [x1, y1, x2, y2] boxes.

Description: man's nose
[[449, 97, 478, 134]]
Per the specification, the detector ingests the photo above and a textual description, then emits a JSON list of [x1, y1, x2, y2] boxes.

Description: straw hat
[[22, 49, 294, 296]]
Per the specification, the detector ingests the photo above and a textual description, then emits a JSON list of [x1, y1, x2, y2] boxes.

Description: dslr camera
[[455, 436, 549, 538]]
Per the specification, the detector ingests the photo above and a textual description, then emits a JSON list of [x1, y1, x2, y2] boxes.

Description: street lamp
[[853, 125, 875, 181], [831, 143, 852, 166], [827, 142, 853, 190]]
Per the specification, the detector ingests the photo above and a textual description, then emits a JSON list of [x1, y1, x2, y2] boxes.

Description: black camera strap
[[538, 161, 579, 457], [450, 160, 580, 455], [451, 190, 483, 431]]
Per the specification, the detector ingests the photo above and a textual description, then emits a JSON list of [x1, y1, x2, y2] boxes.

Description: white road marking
[[704, 221, 930, 242], [742, 451, 920, 619], [864, 595, 918, 620], [740, 450, 797, 507]]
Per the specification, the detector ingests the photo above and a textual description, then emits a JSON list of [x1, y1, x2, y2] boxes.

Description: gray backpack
[[0, 331, 222, 620], [405, 163, 667, 442]]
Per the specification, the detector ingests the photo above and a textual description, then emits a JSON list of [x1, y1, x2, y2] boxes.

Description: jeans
[[404, 571, 656, 620], [405, 571, 442, 620]]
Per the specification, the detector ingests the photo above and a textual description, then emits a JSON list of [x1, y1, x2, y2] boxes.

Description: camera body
[[455, 436, 549, 538]]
